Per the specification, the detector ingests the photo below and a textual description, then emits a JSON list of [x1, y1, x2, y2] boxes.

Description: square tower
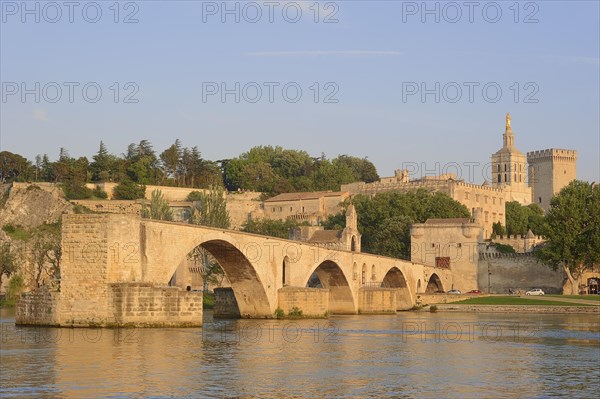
[[527, 149, 578, 210]]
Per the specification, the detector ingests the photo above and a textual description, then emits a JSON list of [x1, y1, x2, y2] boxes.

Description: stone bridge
[[16, 214, 452, 327]]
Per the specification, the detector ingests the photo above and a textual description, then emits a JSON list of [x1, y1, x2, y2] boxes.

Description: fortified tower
[[527, 148, 577, 210], [491, 113, 532, 204]]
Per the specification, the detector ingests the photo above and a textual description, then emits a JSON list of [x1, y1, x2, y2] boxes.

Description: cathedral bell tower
[[491, 113, 531, 204]]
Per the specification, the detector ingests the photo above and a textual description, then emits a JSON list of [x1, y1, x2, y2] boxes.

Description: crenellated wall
[[477, 253, 564, 294]]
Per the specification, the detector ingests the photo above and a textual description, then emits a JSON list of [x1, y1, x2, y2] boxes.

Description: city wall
[[478, 253, 564, 294]]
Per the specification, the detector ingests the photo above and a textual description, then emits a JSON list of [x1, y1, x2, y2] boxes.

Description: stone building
[[263, 191, 349, 225], [343, 174, 506, 239], [527, 148, 578, 210], [410, 218, 482, 293], [289, 204, 362, 252], [491, 113, 532, 204]]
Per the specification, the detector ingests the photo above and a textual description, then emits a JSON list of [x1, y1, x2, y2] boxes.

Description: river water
[[1, 308, 598, 399]]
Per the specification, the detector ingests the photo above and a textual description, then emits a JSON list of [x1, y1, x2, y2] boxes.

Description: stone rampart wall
[[478, 254, 564, 294]]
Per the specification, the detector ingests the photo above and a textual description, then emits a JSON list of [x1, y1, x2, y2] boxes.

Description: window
[[493, 197, 496, 204], [497, 165, 500, 172], [475, 194, 479, 202], [485, 196, 488, 204], [465, 192, 470, 199], [498, 174, 501, 183], [290, 207, 293, 212], [504, 174, 507, 182], [504, 164, 507, 172], [435, 257, 450, 269], [539, 197, 542, 203]]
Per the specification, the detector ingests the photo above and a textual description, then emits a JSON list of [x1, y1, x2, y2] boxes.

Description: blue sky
[[1, 0, 599, 183]]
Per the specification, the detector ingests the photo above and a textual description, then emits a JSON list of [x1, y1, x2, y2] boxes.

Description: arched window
[[371, 265, 376, 281], [504, 174, 507, 182], [282, 257, 290, 286], [361, 264, 367, 286], [498, 174, 501, 183]]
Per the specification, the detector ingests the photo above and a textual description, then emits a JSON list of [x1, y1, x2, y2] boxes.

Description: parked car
[[467, 290, 482, 294], [447, 289, 461, 294], [525, 289, 545, 296]]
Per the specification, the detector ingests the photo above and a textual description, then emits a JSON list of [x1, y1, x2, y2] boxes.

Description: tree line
[[0, 142, 379, 199]]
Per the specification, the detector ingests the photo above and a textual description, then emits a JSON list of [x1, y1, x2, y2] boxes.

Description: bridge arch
[[425, 273, 444, 294], [175, 239, 273, 318], [381, 266, 413, 310], [306, 260, 355, 314]]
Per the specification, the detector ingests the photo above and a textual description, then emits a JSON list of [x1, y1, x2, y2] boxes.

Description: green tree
[[332, 155, 379, 183], [535, 181, 600, 294], [505, 201, 545, 236], [141, 189, 173, 221], [0, 151, 34, 183], [242, 218, 302, 239], [29, 224, 61, 288], [0, 242, 18, 290], [90, 141, 114, 182], [491, 221, 506, 238], [112, 179, 146, 200], [323, 189, 470, 259], [189, 186, 230, 229], [188, 186, 230, 291], [159, 139, 182, 185], [6, 275, 25, 302]]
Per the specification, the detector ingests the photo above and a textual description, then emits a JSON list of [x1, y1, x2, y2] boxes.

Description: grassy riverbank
[[450, 296, 596, 307]]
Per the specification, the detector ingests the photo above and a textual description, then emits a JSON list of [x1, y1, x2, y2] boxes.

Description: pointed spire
[[503, 112, 515, 148]]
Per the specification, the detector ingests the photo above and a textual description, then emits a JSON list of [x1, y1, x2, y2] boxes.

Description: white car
[[525, 289, 545, 296]]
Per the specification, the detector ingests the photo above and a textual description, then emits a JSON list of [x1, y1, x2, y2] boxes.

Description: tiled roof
[[308, 230, 343, 243]]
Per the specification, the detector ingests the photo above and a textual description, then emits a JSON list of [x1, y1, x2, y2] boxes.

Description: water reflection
[[1, 309, 598, 398]]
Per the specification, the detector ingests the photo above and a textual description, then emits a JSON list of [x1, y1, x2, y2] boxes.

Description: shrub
[[186, 191, 204, 202], [6, 275, 25, 301], [2, 224, 30, 240], [113, 180, 146, 200], [288, 307, 304, 318], [429, 305, 438, 313], [62, 181, 93, 200], [274, 308, 285, 319], [92, 187, 108, 199], [494, 243, 516, 254]]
